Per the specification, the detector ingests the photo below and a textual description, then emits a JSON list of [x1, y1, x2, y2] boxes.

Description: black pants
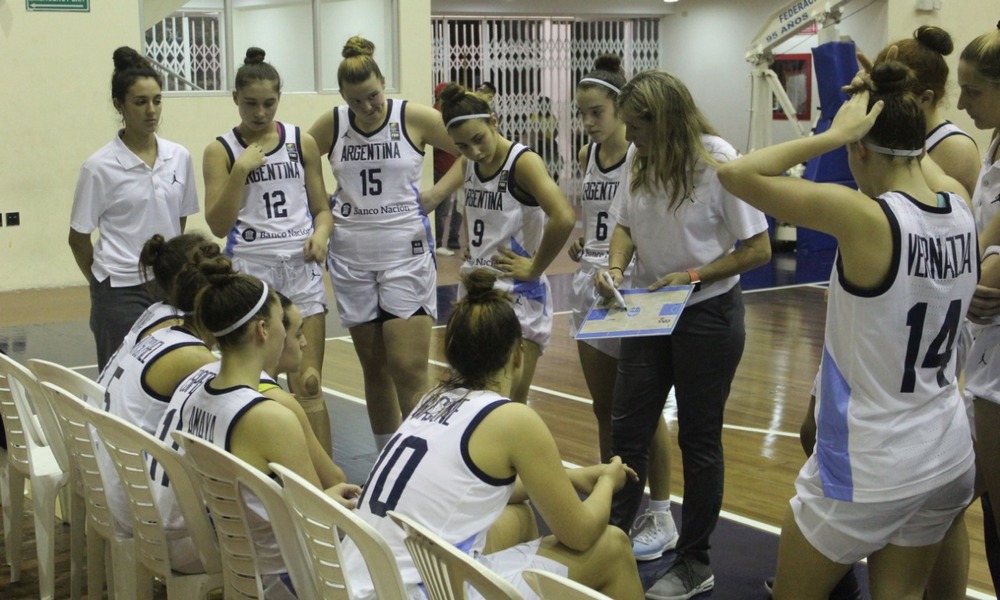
[[89, 277, 154, 372], [610, 286, 746, 566]]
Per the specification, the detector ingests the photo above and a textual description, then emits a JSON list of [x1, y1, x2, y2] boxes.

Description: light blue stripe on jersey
[[817, 346, 853, 501], [224, 219, 240, 257], [508, 237, 549, 314]]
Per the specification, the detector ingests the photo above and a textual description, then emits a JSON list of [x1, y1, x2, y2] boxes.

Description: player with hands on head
[[308, 36, 463, 450], [569, 54, 679, 563], [341, 268, 644, 600], [719, 60, 977, 600], [69, 46, 200, 371], [203, 47, 336, 454], [423, 83, 576, 405], [593, 69, 771, 600]]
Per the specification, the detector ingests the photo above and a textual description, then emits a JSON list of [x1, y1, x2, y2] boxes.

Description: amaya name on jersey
[[186, 405, 218, 444], [907, 231, 974, 280]]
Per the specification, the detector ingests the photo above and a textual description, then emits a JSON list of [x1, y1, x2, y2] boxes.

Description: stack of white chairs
[[30, 357, 142, 599], [87, 408, 223, 599], [271, 462, 407, 599], [0, 353, 74, 600], [172, 430, 318, 600]]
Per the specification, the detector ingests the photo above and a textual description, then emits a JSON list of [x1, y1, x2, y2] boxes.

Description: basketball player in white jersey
[[789, 33, 984, 599], [719, 60, 978, 600], [152, 270, 359, 595], [957, 24, 1000, 593], [308, 36, 461, 451], [97, 232, 221, 405], [97, 251, 228, 537], [203, 47, 335, 454], [341, 269, 643, 600], [423, 83, 575, 405]]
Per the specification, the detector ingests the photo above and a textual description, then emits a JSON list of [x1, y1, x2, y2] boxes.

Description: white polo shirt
[[609, 137, 768, 305], [71, 132, 200, 287]]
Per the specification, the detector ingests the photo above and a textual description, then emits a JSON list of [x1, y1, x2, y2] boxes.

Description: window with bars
[[432, 16, 659, 196], [143, 0, 398, 93]]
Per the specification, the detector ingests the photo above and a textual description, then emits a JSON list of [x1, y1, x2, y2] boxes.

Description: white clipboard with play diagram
[[575, 285, 694, 339]]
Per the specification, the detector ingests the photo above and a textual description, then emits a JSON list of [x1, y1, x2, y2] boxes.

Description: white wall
[[2, 0, 996, 292], [0, 0, 430, 292]]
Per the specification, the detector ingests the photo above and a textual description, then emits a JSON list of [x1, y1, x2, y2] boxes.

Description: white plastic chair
[[87, 408, 223, 599], [0, 353, 72, 600], [172, 430, 318, 600], [522, 568, 612, 600], [270, 462, 407, 600], [387, 510, 524, 600], [36, 375, 143, 600]]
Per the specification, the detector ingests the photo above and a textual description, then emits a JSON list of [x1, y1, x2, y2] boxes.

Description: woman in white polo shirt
[[69, 46, 199, 371]]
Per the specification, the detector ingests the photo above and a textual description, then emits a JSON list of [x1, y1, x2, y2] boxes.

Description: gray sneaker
[[645, 557, 714, 600]]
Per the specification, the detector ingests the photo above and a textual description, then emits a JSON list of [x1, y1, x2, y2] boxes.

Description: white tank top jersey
[[925, 121, 975, 154], [814, 191, 977, 503], [459, 143, 547, 294], [151, 361, 267, 531], [96, 301, 182, 404], [98, 325, 206, 434], [342, 388, 515, 598], [579, 142, 627, 274], [218, 122, 314, 261], [327, 99, 432, 270]]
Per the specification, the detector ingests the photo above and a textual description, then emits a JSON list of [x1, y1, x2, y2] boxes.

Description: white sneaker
[[435, 246, 455, 256], [631, 510, 679, 561]]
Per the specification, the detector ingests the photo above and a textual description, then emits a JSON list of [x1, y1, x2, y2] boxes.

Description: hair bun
[[439, 83, 466, 105], [870, 60, 917, 94], [914, 25, 953, 56], [244, 47, 266, 65], [342, 36, 375, 59], [462, 269, 500, 301], [139, 234, 167, 267], [112, 46, 151, 72], [593, 54, 623, 74]]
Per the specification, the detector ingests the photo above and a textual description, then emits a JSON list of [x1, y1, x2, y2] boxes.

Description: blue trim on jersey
[[398, 100, 425, 156], [139, 337, 206, 404], [508, 147, 539, 207], [926, 121, 974, 153], [349, 98, 393, 137], [460, 399, 517, 486], [217, 134, 236, 165], [835, 196, 902, 298], [817, 346, 854, 501], [591, 142, 629, 173]]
